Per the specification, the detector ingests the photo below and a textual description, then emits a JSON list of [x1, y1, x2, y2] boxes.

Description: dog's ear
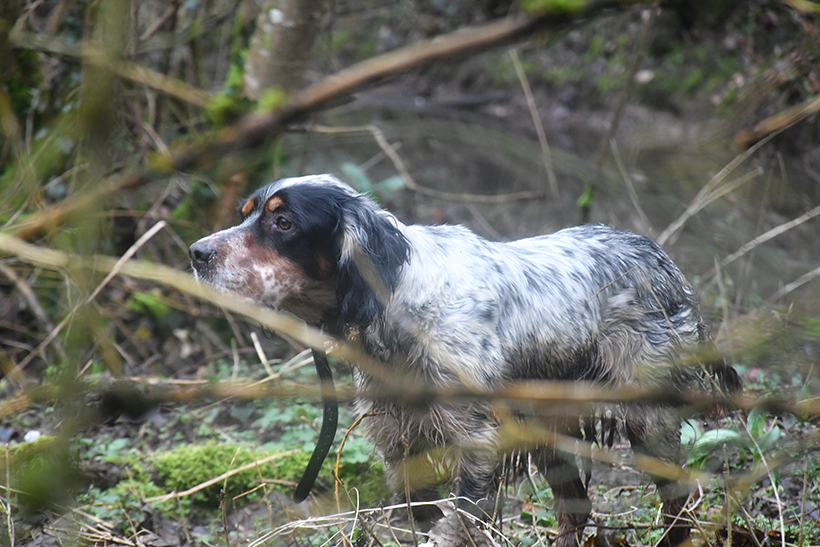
[[336, 198, 410, 328]]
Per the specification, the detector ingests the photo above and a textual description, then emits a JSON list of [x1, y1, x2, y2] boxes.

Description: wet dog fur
[[189, 174, 739, 547]]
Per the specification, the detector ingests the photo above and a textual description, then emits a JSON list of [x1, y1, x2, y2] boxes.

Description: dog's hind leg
[[383, 444, 445, 526], [625, 404, 692, 547], [533, 424, 591, 547], [453, 447, 503, 520]]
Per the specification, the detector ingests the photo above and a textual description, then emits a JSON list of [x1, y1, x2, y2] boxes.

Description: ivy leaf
[[687, 428, 748, 468]]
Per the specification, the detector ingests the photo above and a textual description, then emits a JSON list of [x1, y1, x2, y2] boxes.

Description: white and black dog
[[189, 174, 739, 547]]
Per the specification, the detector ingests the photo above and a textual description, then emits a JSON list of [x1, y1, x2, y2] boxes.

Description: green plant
[[683, 408, 781, 470], [80, 480, 168, 534]]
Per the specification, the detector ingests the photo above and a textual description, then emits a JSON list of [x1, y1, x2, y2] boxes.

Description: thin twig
[[10, 221, 166, 374], [585, 266, 638, 305], [703, 202, 820, 286], [798, 456, 810, 547], [657, 126, 787, 247], [767, 263, 820, 303], [250, 331, 275, 377], [2, 448, 12, 547], [583, 2, 657, 223], [222, 448, 242, 547], [456, 512, 480, 547], [335, 412, 377, 513], [712, 257, 733, 355], [610, 139, 654, 236], [0, 232, 391, 382], [404, 442, 419, 547], [743, 421, 787, 547], [8, 29, 211, 107], [335, 413, 375, 546], [510, 48, 558, 200], [735, 91, 820, 149], [657, 168, 761, 247], [310, 123, 545, 203], [596, 3, 656, 171], [0, 262, 67, 361], [466, 203, 504, 241], [88, 220, 167, 302]]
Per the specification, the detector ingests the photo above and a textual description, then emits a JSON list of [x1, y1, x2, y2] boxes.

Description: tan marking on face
[[265, 196, 284, 213], [198, 229, 336, 324], [241, 198, 255, 217], [227, 232, 300, 305], [314, 253, 335, 280]]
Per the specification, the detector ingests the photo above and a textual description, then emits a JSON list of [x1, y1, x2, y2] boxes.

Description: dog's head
[[189, 175, 410, 327]]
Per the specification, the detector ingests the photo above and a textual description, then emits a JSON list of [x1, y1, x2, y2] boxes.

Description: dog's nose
[[189, 240, 216, 271]]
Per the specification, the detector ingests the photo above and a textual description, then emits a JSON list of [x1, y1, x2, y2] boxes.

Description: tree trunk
[[243, 0, 326, 99]]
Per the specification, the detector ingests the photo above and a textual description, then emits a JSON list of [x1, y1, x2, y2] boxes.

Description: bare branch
[[735, 92, 820, 149]]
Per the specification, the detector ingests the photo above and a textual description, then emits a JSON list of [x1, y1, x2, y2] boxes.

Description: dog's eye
[[276, 216, 293, 230]]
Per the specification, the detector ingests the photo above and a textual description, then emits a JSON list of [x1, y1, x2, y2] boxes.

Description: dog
[[189, 174, 739, 547]]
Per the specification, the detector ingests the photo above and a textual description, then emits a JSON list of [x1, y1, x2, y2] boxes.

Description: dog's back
[[371, 223, 705, 389]]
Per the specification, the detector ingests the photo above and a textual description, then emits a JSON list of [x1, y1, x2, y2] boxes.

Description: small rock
[[24, 430, 41, 443]]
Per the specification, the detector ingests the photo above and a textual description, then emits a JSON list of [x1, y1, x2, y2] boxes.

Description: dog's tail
[[688, 341, 742, 423], [693, 336, 742, 397], [696, 320, 742, 397], [704, 358, 742, 396]]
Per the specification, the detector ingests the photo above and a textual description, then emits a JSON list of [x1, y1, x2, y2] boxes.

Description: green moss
[[151, 439, 390, 508], [256, 88, 287, 113], [596, 72, 624, 93], [521, 0, 590, 15], [145, 149, 175, 175], [110, 478, 165, 504], [6, 49, 43, 117], [543, 66, 575, 86], [2, 436, 83, 512], [336, 460, 391, 505], [153, 443, 312, 506], [680, 68, 705, 94], [204, 91, 250, 126], [583, 34, 605, 63], [330, 28, 353, 55], [126, 290, 173, 320]]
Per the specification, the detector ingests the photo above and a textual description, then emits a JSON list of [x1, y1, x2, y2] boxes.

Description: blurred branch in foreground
[[735, 92, 820, 150], [2, 231, 817, 419], [2, 372, 816, 511], [4, 371, 818, 426]]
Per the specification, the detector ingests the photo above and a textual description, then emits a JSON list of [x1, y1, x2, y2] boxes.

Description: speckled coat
[[189, 175, 739, 547]]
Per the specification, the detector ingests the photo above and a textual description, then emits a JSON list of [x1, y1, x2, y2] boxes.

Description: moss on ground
[[151, 441, 389, 508], [153, 443, 311, 506], [2, 436, 84, 513]]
